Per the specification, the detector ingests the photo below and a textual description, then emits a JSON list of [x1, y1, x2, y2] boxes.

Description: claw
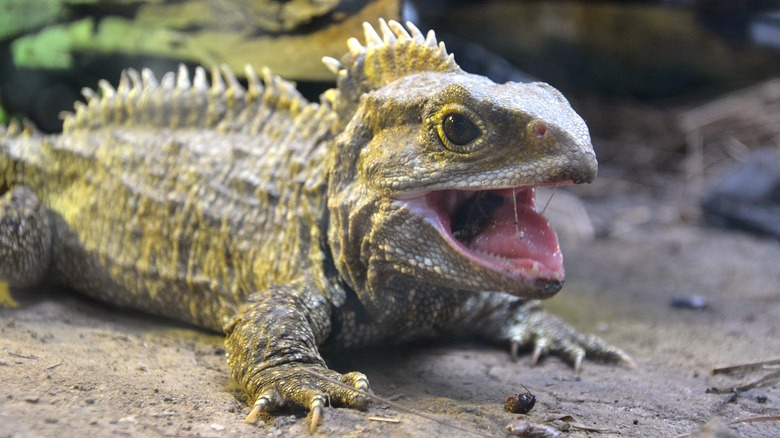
[[531, 345, 542, 365], [531, 338, 548, 365], [618, 351, 638, 369], [244, 395, 272, 423], [504, 306, 635, 373], [308, 395, 328, 432], [573, 351, 584, 375]]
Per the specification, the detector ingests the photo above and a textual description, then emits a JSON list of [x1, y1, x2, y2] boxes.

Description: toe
[[612, 347, 638, 369], [341, 371, 370, 409], [245, 388, 281, 423], [321, 371, 369, 410], [342, 371, 369, 391], [559, 346, 585, 374], [530, 337, 548, 365], [510, 340, 521, 361], [307, 394, 327, 432]]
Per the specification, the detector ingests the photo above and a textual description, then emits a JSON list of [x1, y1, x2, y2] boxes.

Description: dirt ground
[[1, 168, 778, 437]]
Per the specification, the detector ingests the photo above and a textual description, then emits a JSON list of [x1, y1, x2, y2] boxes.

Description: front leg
[[0, 186, 52, 287], [471, 294, 635, 372], [224, 282, 369, 430]]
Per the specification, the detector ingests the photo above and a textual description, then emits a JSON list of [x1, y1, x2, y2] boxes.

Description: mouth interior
[[424, 187, 563, 278]]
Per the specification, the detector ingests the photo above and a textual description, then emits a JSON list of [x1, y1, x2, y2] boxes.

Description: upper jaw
[[396, 182, 570, 295]]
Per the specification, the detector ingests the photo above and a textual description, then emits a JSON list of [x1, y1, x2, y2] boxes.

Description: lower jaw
[[524, 278, 564, 298]]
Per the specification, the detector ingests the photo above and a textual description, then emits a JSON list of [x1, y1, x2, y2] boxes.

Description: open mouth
[[402, 186, 564, 282]]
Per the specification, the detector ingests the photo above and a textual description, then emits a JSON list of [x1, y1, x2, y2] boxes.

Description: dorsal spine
[[322, 19, 461, 119], [61, 65, 320, 134]]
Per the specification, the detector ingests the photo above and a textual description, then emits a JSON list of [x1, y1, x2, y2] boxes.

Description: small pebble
[[669, 295, 708, 310]]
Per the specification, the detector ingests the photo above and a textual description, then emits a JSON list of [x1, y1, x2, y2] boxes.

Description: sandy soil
[[1, 172, 779, 438]]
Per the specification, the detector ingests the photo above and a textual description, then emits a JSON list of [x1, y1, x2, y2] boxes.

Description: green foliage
[[0, 0, 63, 41], [11, 18, 94, 69]]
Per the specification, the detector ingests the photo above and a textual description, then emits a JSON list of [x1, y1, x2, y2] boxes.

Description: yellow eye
[[435, 108, 484, 153]]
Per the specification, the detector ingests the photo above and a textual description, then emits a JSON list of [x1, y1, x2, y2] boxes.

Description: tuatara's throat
[[451, 191, 505, 244]]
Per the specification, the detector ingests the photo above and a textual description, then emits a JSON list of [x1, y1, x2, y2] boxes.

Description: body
[[1, 68, 335, 331], [1, 20, 631, 427]]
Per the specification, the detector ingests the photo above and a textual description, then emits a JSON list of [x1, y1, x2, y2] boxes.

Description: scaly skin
[[0, 20, 632, 429]]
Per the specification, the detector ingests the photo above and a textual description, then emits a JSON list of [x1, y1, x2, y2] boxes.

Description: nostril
[[531, 120, 548, 140]]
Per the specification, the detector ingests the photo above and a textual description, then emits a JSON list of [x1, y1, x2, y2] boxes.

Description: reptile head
[[327, 21, 596, 301]]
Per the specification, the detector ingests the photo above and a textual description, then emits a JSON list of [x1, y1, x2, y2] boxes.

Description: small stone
[[669, 295, 708, 310]]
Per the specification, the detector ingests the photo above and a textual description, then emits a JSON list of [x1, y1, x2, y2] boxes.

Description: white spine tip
[[322, 56, 343, 75], [407, 21, 425, 42], [220, 65, 242, 91], [210, 67, 225, 92], [160, 72, 175, 90], [261, 67, 276, 88], [141, 68, 158, 88], [81, 87, 99, 103], [193, 67, 208, 90], [438, 41, 448, 55], [117, 72, 130, 93], [425, 30, 438, 48], [363, 22, 383, 47], [388, 20, 411, 41], [98, 79, 116, 97], [245, 65, 263, 95], [127, 69, 142, 90], [347, 37, 365, 56], [176, 65, 190, 89], [378, 19, 396, 44]]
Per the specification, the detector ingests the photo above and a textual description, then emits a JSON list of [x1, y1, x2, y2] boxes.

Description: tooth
[[469, 246, 511, 265]]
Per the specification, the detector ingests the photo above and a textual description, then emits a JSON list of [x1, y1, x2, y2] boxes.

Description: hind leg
[[0, 186, 53, 288]]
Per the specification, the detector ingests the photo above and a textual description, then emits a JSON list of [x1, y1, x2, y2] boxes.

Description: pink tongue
[[469, 199, 562, 272]]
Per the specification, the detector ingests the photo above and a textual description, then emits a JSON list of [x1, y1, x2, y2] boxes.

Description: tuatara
[[0, 20, 632, 428]]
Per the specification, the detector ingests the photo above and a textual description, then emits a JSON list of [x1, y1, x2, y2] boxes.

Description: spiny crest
[[0, 118, 37, 138], [322, 19, 461, 103], [62, 65, 324, 133]]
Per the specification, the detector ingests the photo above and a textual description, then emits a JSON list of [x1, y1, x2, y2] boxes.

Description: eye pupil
[[443, 113, 480, 146]]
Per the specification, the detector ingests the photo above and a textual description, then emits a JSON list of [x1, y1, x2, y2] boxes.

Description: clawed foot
[[505, 304, 636, 373], [242, 364, 369, 432]]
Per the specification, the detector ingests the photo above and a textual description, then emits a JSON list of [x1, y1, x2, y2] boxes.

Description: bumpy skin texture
[[0, 20, 631, 427]]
